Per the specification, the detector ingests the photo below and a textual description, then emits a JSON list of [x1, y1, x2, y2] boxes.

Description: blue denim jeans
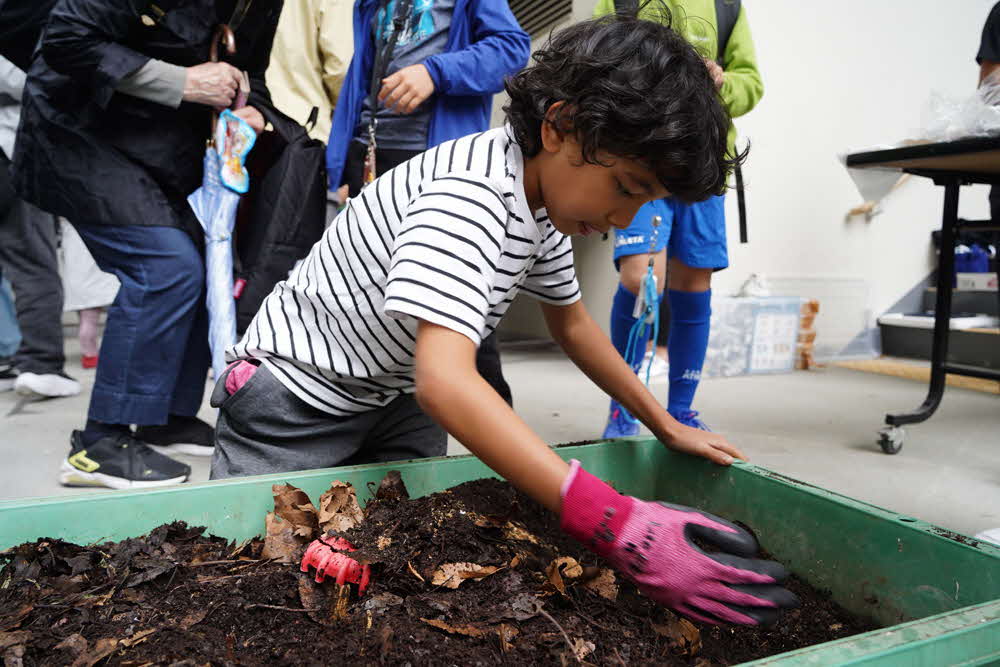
[[73, 224, 210, 425]]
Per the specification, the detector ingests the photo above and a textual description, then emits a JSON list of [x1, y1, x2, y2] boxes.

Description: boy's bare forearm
[[541, 301, 682, 443], [414, 321, 570, 513]]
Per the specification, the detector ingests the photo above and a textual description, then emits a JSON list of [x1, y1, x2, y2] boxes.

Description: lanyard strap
[[366, 0, 413, 131]]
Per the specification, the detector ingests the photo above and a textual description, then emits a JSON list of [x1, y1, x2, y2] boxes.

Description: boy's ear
[[540, 101, 570, 154]]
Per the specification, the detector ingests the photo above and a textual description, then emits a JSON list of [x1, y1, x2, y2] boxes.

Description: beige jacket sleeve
[[317, 0, 353, 111]]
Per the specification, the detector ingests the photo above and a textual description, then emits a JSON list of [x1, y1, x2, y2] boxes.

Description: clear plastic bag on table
[[919, 80, 1000, 142]]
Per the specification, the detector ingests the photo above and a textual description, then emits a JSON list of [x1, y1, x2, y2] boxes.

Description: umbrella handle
[[210, 24, 236, 63], [209, 24, 237, 142]]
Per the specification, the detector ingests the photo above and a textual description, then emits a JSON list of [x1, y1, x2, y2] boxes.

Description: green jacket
[[593, 0, 763, 155]]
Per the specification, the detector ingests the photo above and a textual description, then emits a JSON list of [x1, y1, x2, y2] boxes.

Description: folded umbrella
[[188, 109, 256, 378]]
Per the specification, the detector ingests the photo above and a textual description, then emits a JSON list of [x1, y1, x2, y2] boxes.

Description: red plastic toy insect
[[300, 535, 371, 594]]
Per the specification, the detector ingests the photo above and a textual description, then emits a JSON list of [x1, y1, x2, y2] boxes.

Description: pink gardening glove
[[560, 460, 799, 625], [225, 359, 259, 395]]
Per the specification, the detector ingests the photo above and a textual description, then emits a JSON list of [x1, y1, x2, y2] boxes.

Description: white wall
[[499, 0, 996, 351]]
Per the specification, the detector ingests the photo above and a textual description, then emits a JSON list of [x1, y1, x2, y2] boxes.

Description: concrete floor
[[2, 336, 998, 538]]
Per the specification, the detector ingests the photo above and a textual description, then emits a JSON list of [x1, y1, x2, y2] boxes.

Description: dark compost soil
[[0, 477, 877, 666]]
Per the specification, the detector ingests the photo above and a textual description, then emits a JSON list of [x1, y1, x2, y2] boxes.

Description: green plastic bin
[[2, 437, 999, 665]]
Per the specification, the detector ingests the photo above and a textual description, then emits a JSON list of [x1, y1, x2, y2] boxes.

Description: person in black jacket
[[12, 0, 282, 489]]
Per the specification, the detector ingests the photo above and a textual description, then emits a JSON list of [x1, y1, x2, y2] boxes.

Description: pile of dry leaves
[[0, 473, 875, 665]]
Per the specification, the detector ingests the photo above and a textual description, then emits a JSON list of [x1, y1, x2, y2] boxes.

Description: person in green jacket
[[594, 0, 763, 438]]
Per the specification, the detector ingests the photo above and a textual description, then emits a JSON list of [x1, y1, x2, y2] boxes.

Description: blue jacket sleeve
[[421, 0, 530, 97]]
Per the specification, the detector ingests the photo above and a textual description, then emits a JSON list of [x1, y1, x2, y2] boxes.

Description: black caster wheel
[[878, 426, 904, 455]]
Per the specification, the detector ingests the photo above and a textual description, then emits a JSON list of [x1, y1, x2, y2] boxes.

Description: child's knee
[[668, 260, 712, 292]]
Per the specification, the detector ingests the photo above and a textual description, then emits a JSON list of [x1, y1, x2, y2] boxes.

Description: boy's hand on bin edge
[[560, 460, 798, 625], [656, 422, 747, 466]]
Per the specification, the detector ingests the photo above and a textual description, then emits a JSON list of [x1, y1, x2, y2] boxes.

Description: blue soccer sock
[[610, 284, 652, 370], [666, 288, 711, 417]]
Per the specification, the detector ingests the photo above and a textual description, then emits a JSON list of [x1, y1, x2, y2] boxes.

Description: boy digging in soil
[[211, 2, 799, 625]]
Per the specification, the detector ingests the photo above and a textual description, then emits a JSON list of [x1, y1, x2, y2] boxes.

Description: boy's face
[[534, 117, 670, 237]]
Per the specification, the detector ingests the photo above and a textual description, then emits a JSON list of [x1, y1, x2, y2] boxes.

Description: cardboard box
[[955, 273, 998, 291]]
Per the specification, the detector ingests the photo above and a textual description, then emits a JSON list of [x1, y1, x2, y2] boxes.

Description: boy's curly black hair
[[504, 0, 745, 203]]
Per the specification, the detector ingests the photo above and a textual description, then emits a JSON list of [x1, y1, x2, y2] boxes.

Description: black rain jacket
[[11, 0, 282, 238]]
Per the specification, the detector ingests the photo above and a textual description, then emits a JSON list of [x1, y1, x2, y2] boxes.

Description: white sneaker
[[638, 351, 670, 380], [975, 528, 1000, 546], [737, 273, 771, 298], [14, 372, 81, 398]]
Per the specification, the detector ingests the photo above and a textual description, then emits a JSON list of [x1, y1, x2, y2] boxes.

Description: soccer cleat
[[60, 430, 191, 489], [671, 409, 712, 432], [14, 371, 81, 398], [602, 400, 640, 439]]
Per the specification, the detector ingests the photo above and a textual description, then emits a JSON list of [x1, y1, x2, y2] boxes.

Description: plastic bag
[[919, 80, 1000, 142]]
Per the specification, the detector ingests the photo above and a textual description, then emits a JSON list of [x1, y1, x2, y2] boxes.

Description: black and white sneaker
[[15, 371, 81, 397], [0, 359, 16, 393], [135, 415, 215, 457], [60, 431, 191, 489]]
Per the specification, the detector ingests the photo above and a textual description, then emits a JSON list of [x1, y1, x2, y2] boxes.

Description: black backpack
[[612, 0, 749, 243], [234, 104, 328, 335]]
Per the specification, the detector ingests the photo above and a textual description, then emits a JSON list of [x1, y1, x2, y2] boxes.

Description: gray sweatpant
[[0, 198, 65, 374], [209, 362, 447, 479]]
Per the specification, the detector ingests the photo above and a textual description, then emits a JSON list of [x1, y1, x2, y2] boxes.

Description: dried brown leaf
[[318, 481, 364, 534], [54, 634, 87, 657], [652, 615, 702, 657], [3, 644, 24, 667], [431, 562, 501, 589], [407, 561, 426, 582], [497, 623, 519, 654], [298, 577, 351, 625], [581, 568, 618, 601], [508, 593, 541, 621], [261, 512, 303, 563], [552, 557, 583, 579], [570, 637, 595, 661], [374, 470, 410, 502], [0, 632, 31, 650], [298, 577, 327, 625], [503, 523, 541, 544], [470, 514, 541, 545], [1, 604, 33, 631], [379, 625, 394, 656], [331, 583, 351, 621], [178, 608, 211, 631], [545, 557, 583, 594], [420, 618, 487, 638], [70, 637, 119, 667], [121, 629, 157, 648], [272, 483, 319, 539]]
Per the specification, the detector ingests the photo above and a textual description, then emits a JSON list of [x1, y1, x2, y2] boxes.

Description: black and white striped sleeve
[[521, 228, 581, 305], [384, 175, 508, 345]]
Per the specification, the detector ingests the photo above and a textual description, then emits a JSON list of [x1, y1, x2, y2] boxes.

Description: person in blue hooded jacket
[[328, 0, 530, 198], [328, 0, 530, 404]]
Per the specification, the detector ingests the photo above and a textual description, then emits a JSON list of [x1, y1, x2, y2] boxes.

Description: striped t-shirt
[[229, 126, 581, 416]]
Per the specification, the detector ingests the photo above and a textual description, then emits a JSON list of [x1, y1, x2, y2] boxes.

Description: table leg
[[884, 179, 960, 434]]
